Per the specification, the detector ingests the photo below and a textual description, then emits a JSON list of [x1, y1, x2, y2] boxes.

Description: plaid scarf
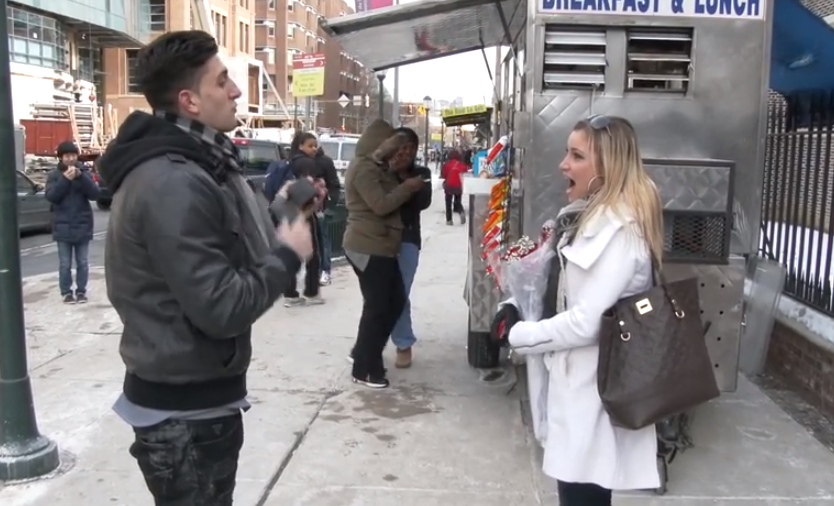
[[155, 111, 276, 261]]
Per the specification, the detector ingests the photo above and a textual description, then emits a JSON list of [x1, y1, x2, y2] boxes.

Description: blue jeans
[[317, 213, 332, 274], [391, 242, 420, 350], [57, 241, 90, 296]]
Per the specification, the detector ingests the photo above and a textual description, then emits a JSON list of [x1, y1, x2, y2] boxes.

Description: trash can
[[326, 191, 347, 259]]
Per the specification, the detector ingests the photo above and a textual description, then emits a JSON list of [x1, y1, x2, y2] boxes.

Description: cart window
[[543, 26, 607, 91], [626, 29, 693, 93]]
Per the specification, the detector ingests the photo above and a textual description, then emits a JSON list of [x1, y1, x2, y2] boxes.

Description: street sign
[[352, 96, 364, 107], [417, 105, 426, 115], [291, 53, 326, 97], [338, 94, 350, 108]]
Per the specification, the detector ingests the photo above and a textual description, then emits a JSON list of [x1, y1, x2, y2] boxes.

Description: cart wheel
[[467, 317, 500, 369], [655, 455, 668, 495]]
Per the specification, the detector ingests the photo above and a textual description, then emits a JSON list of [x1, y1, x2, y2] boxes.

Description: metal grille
[[663, 212, 730, 264], [760, 89, 834, 315], [543, 26, 607, 90]]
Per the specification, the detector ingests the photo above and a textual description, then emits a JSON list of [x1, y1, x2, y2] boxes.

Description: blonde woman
[[494, 115, 664, 505]]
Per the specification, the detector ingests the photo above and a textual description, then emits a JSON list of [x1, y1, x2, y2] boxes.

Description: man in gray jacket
[[97, 30, 312, 505]]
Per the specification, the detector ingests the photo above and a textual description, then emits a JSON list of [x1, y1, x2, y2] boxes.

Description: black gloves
[[489, 303, 521, 347]]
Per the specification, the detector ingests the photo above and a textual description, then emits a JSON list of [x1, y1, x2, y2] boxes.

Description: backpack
[[263, 159, 295, 203]]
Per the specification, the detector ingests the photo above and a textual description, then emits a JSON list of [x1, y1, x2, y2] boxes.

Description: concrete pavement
[[2, 193, 834, 505]]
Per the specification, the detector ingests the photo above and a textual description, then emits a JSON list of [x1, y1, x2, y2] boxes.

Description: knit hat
[[57, 141, 79, 157]]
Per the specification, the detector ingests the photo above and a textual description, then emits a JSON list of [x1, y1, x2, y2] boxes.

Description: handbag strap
[[650, 256, 685, 318]]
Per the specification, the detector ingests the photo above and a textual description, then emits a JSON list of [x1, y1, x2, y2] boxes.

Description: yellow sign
[[292, 53, 326, 97], [431, 133, 442, 141], [417, 105, 426, 115], [441, 104, 488, 118]]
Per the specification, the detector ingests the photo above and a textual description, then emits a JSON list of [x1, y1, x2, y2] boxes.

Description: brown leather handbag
[[597, 274, 720, 430]]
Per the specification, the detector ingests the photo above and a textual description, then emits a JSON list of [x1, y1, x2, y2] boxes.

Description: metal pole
[[377, 75, 385, 119], [423, 109, 430, 168], [304, 96, 312, 132], [0, 0, 60, 479], [391, 0, 400, 126], [293, 96, 299, 133]]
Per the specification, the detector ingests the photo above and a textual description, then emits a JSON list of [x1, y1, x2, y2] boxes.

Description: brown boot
[[395, 347, 412, 368]]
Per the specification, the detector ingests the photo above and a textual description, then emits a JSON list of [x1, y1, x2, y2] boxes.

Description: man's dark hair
[[290, 132, 317, 155], [394, 127, 420, 147], [136, 30, 219, 111]]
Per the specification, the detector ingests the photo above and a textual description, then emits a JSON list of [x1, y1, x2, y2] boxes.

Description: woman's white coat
[[509, 207, 660, 490]]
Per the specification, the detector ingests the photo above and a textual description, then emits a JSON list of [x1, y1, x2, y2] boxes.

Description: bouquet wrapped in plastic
[[488, 220, 557, 446], [490, 220, 557, 321]]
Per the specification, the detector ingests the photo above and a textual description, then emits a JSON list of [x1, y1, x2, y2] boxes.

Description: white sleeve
[[508, 227, 640, 355]]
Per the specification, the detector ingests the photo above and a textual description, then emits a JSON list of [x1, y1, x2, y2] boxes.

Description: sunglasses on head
[[587, 114, 612, 130]]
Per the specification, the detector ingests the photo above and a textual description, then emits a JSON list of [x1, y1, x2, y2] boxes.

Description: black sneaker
[[75, 293, 88, 304], [352, 375, 390, 388], [62, 294, 76, 304]]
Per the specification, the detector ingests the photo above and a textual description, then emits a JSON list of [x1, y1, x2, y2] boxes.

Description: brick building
[[102, 0, 263, 130], [254, 0, 369, 130]]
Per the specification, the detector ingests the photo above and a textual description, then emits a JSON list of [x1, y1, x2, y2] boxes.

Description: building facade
[[102, 0, 263, 130], [7, 0, 145, 123], [254, 0, 371, 130]]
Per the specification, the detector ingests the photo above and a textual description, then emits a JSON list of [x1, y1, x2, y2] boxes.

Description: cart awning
[[770, 0, 834, 95], [320, 0, 525, 71]]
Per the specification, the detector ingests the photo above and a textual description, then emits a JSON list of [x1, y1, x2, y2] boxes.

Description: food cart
[[323, 0, 771, 394]]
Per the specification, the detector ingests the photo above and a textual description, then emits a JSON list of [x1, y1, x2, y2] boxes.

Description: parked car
[[232, 138, 289, 188], [318, 136, 358, 182], [16, 170, 52, 234]]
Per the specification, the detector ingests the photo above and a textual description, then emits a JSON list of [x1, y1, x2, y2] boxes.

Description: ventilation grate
[[626, 29, 693, 92], [543, 26, 607, 91], [663, 212, 730, 264]]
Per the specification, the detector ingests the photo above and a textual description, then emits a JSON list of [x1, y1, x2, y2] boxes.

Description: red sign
[[292, 52, 326, 70]]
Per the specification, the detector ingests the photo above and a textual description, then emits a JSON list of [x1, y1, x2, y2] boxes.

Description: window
[[235, 143, 279, 172], [78, 47, 102, 84], [212, 11, 228, 46], [340, 142, 356, 161], [126, 49, 142, 94], [266, 48, 275, 65], [319, 141, 339, 159], [7, 7, 68, 71], [149, 0, 166, 31], [268, 0, 275, 9], [16, 172, 34, 193], [268, 25, 275, 37], [288, 0, 294, 11], [626, 28, 693, 93], [287, 24, 294, 39], [239, 22, 249, 52]]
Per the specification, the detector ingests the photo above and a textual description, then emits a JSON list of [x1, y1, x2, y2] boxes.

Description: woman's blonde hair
[[573, 115, 664, 267]]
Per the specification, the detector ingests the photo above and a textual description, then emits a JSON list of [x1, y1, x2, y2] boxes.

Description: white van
[[318, 136, 358, 181]]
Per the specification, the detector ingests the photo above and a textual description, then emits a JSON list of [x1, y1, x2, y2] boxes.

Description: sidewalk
[[2, 192, 834, 506]]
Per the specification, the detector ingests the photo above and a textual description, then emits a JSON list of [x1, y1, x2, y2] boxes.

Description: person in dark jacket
[[389, 127, 432, 368], [95, 31, 312, 506], [283, 131, 325, 306], [45, 141, 100, 304], [314, 146, 341, 285]]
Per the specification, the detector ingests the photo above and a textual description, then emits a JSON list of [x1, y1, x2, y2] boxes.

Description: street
[[2, 193, 834, 505], [18, 209, 109, 279]]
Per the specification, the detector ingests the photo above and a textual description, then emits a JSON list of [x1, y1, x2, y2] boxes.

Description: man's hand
[[276, 215, 313, 261], [490, 304, 521, 347], [402, 176, 425, 192], [62, 166, 78, 180]]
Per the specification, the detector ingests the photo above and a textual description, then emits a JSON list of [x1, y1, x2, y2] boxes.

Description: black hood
[[97, 111, 210, 193]]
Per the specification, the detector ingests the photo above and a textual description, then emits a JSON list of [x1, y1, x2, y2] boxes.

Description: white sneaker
[[319, 272, 331, 286], [284, 297, 305, 308], [304, 294, 326, 305]]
